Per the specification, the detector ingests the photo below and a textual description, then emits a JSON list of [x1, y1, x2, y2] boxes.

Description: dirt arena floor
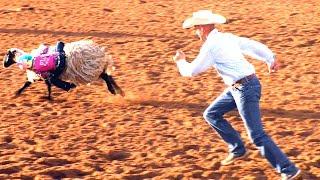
[[0, 0, 319, 179]]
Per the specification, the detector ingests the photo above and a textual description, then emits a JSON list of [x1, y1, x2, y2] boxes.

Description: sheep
[[3, 40, 124, 100]]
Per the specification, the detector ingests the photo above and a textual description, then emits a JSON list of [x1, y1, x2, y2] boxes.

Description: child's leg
[[50, 42, 74, 91], [49, 78, 76, 91]]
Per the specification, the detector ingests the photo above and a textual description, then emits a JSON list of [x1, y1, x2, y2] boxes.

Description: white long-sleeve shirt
[[176, 29, 275, 86]]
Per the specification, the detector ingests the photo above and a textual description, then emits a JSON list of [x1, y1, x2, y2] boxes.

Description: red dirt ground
[[0, 0, 319, 179]]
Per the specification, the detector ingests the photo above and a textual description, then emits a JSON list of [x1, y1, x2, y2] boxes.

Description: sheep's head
[[3, 49, 17, 68]]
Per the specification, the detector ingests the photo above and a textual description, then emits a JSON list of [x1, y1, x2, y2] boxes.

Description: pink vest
[[33, 53, 58, 73]]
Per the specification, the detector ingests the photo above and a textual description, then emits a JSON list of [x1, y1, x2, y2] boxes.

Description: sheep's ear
[[7, 49, 17, 55]]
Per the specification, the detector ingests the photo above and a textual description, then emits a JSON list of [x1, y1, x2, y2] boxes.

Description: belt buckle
[[239, 74, 252, 84], [232, 82, 241, 90]]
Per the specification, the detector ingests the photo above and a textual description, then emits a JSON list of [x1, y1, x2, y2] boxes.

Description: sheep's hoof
[[14, 91, 22, 98], [40, 96, 53, 101], [115, 87, 125, 97]]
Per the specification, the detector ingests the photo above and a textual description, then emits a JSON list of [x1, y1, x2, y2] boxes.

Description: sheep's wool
[[61, 40, 112, 85]]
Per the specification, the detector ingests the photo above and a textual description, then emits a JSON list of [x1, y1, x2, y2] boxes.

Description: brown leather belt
[[234, 74, 256, 85]]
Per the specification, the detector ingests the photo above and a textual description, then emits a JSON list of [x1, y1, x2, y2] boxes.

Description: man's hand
[[268, 59, 280, 73], [172, 50, 186, 62]]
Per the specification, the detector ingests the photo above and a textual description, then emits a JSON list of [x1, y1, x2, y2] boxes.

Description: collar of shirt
[[206, 28, 219, 41]]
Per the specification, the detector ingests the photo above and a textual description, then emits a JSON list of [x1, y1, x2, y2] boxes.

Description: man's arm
[[173, 49, 214, 77], [237, 36, 280, 73]]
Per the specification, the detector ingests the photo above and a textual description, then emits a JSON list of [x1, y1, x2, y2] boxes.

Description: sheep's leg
[[45, 79, 52, 100], [100, 73, 125, 96], [107, 75, 125, 97], [100, 73, 116, 95], [15, 81, 32, 96]]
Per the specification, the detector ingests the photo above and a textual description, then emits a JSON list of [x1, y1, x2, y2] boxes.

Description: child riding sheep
[[3, 40, 124, 100]]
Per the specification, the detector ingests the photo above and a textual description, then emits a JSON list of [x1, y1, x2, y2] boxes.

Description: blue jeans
[[49, 41, 76, 91], [203, 76, 298, 175]]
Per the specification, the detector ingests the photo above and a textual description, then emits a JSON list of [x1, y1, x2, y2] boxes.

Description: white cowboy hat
[[182, 10, 226, 29]]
